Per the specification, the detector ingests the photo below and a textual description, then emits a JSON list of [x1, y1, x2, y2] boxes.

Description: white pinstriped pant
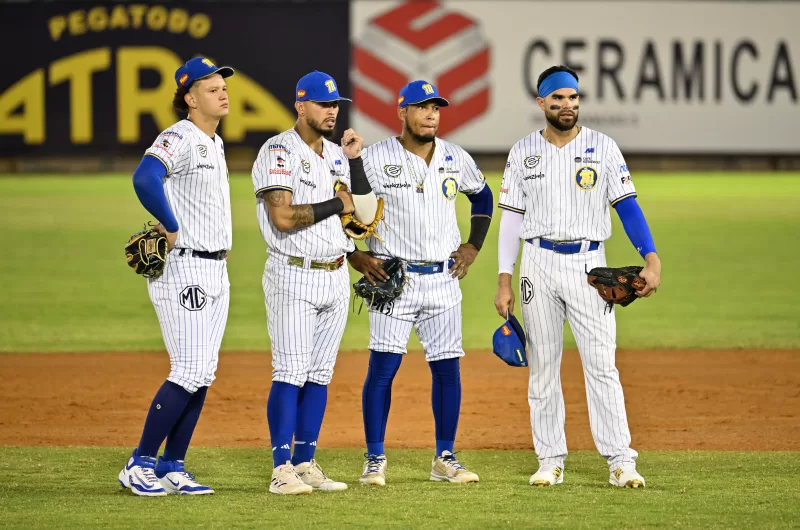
[[368, 267, 464, 362], [148, 252, 230, 393], [262, 256, 350, 387], [519, 241, 638, 468]]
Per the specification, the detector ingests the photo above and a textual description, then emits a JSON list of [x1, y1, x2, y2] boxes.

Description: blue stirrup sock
[[137, 381, 192, 458], [267, 381, 300, 468], [362, 351, 403, 456], [292, 382, 328, 465], [429, 358, 462, 455], [162, 386, 208, 462]]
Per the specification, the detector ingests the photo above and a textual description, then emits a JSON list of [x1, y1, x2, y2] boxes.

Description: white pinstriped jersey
[[362, 137, 486, 262], [252, 129, 355, 260], [498, 127, 636, 242], [144, 119, 232, 252]]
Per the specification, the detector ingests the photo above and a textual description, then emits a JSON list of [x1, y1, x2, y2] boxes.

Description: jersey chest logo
[[441, 177, 459, 200], [197, 145, 208, 158], [524, 155, 541, 169], [384, 164, 402, 178], [575, 166, 598, 190]]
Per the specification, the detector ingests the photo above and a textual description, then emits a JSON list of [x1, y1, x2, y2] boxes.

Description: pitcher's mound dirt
[[0, 349, 798, 450]]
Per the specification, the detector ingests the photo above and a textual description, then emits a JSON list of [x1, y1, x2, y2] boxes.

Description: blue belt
[[405, 258, 455, 274], [525, 238, 600, 254]]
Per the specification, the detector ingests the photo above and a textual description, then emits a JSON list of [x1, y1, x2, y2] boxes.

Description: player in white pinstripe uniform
[[252, 71, 370, 495], [348, 81, 494, 486], [119, 57, 234, 496], [494, 66, 662, 488]]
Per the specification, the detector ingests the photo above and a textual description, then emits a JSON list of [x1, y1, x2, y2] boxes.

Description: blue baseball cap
[[296, 71, 351, 102], [397, 80, 450, 108], [492, 313, 528, 368], [175, 57, 234, 88]]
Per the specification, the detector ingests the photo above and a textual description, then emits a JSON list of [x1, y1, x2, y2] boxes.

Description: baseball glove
[[341, 197, 385, 241], [352, 257, 407, 310], [125, 225, 168, 279], [586, 265, 646, 311]]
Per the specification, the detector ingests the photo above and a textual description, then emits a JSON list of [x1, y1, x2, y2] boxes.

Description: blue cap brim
[[307, 96, 352, 103], [404, 96, 449, 107], [199, 66, 234, 80]]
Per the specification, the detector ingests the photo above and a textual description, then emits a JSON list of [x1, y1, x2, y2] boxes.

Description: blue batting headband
[[538, 71, 579, 98]]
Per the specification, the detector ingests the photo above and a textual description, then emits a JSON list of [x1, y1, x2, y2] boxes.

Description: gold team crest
[[325, 80, 336, 93], [575, 167, 598, 190], [441, 177, 459, 200]]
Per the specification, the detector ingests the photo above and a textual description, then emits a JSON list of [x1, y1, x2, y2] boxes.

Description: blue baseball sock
[[429, 358, 461, 456], [137, 381, 192, 458], [291, 382, 328, 465], [267, 381, 300, 468], [162, 386, 208, 462], [362, 351, 403, 456]]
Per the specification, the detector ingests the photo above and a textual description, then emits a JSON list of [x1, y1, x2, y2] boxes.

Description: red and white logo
[[352, 1, 491, 137]]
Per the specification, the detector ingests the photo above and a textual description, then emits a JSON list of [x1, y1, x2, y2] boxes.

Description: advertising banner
[[0, 2, 351, 156], [351, 1, 799, 153]]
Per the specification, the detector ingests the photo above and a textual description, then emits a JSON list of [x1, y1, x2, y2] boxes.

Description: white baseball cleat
[[269, 461, 313, 495], [360, 453, 387, 486], [118, 449, 168, 497], [155, 457, 214, 495], [430, 450, 480, 483], [609, 465, 646, 488], [294, 460, 348, 491], [529, 464, 564, 486]]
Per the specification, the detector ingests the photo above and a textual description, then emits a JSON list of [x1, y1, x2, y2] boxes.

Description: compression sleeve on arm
[[132, 155, 179, 233], [498, 209, 524, 274], [614, 196, 657, 258], [465, 185, 493, 250], [349, 156, 372, 195]]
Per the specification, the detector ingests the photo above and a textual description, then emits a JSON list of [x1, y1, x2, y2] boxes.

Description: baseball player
[[118, 57, 234, 496], [348, 80, 494, 486], [494, 65, 662, 488], [252, 71, 370, 495]]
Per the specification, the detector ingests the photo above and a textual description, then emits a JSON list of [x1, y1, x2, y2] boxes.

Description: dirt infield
[[1, 349, 798, 450]]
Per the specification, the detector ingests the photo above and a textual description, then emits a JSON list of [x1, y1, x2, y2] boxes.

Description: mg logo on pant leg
[[180, 285, 207, 311], [521, 277, 533, 304]]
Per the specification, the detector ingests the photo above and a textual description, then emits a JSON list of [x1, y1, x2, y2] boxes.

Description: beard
[[406, 125, 436, 144], [546, 111, 579, 132], [307, 118, 336, 138]]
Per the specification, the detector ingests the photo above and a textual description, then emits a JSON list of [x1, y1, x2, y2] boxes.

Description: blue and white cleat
[[118, 449, 168, 497], [155, 457, 215, 495]]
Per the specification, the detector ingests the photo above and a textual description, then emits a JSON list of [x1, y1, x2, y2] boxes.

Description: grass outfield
[[1, 173, 799, 352], [0, 448, 798, 529]]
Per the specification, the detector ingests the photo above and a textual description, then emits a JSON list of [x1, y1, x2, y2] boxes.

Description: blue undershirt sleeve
[[132, 155, 179, 233], [466, 184, 493, 217], [614, 196, 656, 259]]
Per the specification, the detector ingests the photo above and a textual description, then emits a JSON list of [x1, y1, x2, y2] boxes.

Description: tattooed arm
[[263, 189, 354, 232]]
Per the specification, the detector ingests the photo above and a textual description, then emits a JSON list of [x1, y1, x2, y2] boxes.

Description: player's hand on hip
[[155, 223, 178, 252], [336, 184, 355, 214], [347, 250, 387, 285], [341, 128, 363, 159], [494, 273, 515, 318], [637, 252, 661, 297], [449, 243, 478, 280]]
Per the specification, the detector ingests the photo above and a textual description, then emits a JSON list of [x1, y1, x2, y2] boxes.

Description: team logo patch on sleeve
[[441, 177, 459, 200], [575, 166, 598, 190], [524, 156, 541, 169]]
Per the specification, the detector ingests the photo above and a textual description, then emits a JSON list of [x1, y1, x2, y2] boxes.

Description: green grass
[[0, 448, 798, 529], [1, 173, 799, 352]]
